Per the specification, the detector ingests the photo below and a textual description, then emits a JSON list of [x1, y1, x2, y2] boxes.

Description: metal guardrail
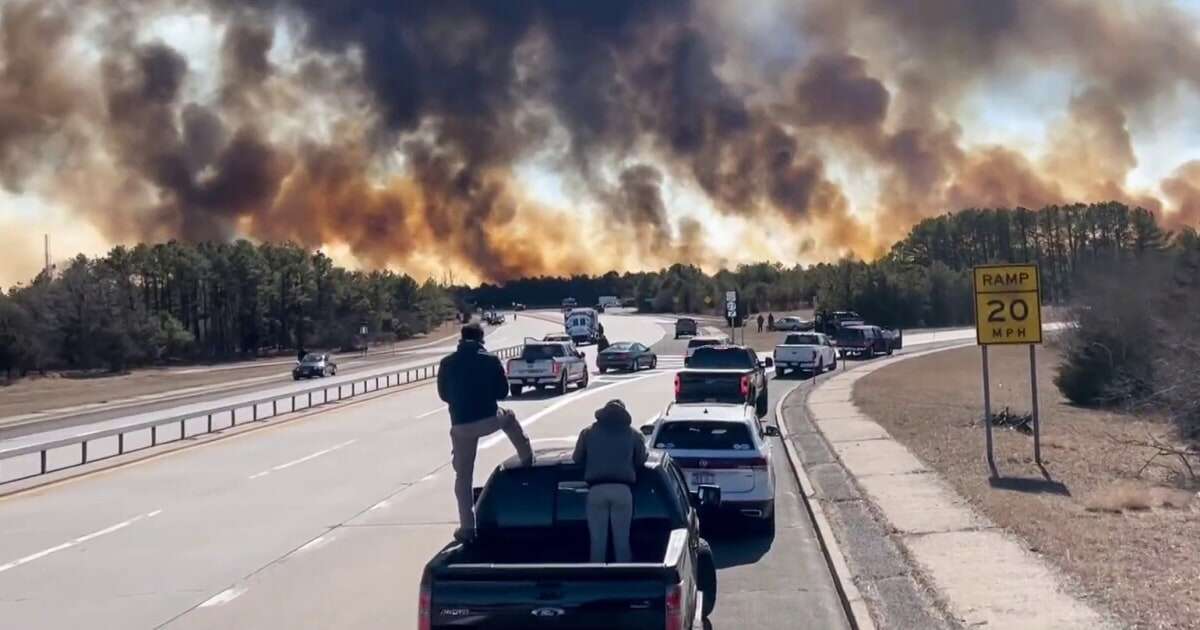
[[0, 344, 525, 485]]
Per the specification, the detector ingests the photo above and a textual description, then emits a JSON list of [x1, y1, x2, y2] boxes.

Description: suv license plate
[[691, 472, 715, 485]]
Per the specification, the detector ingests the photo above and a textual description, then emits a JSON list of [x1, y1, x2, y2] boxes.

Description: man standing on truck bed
[[572, 400, 648, 563], [438, 323, 533, 542]]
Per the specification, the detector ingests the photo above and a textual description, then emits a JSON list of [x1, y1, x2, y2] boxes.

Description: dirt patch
[[856, 344, 1200, 630]]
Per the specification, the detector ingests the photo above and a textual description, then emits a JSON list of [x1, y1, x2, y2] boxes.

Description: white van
[[564, 308, 600, 345]]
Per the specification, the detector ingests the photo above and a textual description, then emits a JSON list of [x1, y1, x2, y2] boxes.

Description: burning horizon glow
[[2, 0, 1200, 288]]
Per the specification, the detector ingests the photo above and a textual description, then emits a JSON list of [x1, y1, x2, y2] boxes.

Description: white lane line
[[416, 405, 448, 419], [481, 370, 667, 450], [420, 473, 438, 482], [296, 534, 332, 554], [198, 586, 248, 608], [368, 499, 391, 512], [0, 509, 162, 574], [247, 439, 358, 479]]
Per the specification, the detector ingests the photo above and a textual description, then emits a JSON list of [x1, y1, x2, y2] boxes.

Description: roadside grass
[[856, 344, 1199, 630]]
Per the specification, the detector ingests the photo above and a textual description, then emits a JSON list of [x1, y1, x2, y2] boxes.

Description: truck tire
[[756, 389, 768, 417], [556, 373, 568, 395], [830, 356, 838, 371], [510, 384, 523, 398], [599, 366, 607, 374], [697, 539, 717, 618], [577, 369, 589, 389]]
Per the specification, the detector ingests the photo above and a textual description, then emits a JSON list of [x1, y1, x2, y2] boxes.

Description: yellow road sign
[[973, 264, 1042, 345]]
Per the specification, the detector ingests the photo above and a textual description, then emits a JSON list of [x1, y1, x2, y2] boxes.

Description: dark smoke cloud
[[3, 0, 1200, 286]]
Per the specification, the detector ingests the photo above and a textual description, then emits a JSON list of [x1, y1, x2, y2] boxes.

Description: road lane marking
[[247, 439, 358, 479], [0, 509, 162, 574], [198, 586, 247, 608], [420, 473, 438, 482], [296, 533, 332, 554], [416, 405, 448, 419], [481, 370, 666, 449]]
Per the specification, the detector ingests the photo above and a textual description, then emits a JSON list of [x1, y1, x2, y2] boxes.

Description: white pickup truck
[[773, 332, 837, 376], [505, 340, 589, 396]]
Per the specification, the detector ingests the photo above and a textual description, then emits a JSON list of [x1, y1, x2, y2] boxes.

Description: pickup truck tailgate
[[432, 573, 666, 629], [508, 359, 554, 378], [676, 370, 748, 403]]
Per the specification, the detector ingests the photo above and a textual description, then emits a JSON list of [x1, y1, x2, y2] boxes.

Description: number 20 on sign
[[973, 264, 1042, 345]]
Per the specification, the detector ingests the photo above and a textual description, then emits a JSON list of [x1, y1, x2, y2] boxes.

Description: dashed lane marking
[[0, 509, 162, 574], [246, 439, 357, 480]]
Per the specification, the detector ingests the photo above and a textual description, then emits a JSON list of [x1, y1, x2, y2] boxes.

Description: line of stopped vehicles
[[422, 307, 905, 628]]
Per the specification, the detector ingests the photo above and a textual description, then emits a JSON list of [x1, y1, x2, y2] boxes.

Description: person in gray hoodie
[[572, 399, 649, 563]]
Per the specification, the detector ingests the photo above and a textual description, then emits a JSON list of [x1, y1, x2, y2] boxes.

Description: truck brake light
[[740, 375, 750, 398], [552, 361, 562, 375], [665, 583, 685, 630]]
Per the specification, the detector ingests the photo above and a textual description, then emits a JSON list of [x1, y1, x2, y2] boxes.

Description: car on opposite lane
[[643, 403, 779, 532], [293, 353, 337, 380], [597, 341, 658, 373]]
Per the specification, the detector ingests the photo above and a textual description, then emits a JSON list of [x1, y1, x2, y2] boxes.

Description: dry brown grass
[[856, 344, 1200, 630]]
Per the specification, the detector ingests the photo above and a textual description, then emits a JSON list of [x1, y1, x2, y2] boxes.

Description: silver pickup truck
[[506, 340, 589, 396]]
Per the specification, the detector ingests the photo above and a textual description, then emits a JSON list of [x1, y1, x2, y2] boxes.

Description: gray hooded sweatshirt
[[573, 409, 649, 485]]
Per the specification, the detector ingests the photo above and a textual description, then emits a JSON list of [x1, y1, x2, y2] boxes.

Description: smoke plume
[[2, 0, 1200, 285]]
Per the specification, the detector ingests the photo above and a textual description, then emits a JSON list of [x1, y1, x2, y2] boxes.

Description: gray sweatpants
[[450, 409, 533, 533], [587, 483, 634, 563]]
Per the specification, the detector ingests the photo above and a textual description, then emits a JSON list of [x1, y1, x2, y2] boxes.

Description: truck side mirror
[[763, 357, 774, 368], [763, 425, 780, 438], [640, 423, 655, 436]]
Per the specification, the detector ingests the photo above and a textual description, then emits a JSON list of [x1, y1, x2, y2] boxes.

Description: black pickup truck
[[674, 345, 773, 417], [419, 447, 719, 630]]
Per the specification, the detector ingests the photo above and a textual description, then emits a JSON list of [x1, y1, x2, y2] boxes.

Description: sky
[[3, 0, 1200, 289]]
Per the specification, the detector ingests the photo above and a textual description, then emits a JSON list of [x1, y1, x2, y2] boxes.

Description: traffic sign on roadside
[[972, 263, 1044, 474], [973, 264, 1042, 345]]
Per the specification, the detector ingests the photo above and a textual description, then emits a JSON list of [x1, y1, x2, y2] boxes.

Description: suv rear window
[[687, 347, 754, 369], [521, 344, 565, 360], [785, 334, 821, 345], [654, 421, 754, 450]]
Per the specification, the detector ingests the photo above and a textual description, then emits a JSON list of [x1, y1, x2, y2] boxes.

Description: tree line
[[0, 241, 454, 376], [470, 201, 1178, 329]]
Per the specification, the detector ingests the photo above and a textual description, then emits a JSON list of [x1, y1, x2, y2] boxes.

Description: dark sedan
[[597, 342, 658, 373], [293, 353, 337, 380]]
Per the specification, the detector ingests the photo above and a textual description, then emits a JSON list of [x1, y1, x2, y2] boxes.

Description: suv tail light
[[674, 374, 681, 397], [738, 456, 769, 471], [739, 375, 750, 398], [665, 583, 685, 630], [552, 361, 562, 375], [418, 573, 432, 630]]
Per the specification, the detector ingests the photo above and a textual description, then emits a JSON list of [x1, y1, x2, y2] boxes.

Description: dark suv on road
[[675, 317, 698, 339]]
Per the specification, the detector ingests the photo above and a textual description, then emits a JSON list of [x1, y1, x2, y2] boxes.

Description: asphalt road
[[0, 311, 850, 629]]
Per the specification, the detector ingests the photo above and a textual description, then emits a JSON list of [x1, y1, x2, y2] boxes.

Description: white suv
[[642, 403, 778, 532]]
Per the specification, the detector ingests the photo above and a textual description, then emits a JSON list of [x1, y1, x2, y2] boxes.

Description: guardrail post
[[151, 425, 157, 446], [41, 450, 47, 474], [207, 413, 213, 433], [308, 391, 313, 408], [180, 418, 186, 439], [81, 440, 88, 464], [253, 404, 258, 421], [272, 399, 277, 417], [291, 395, 296, 412], [118, 432, 125, 454]]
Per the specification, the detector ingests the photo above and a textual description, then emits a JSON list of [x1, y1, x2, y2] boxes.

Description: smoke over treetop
[[1, 0, 1199, 287]]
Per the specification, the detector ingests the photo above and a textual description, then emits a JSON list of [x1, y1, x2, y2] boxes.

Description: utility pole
[[44, 234, 51, 277]]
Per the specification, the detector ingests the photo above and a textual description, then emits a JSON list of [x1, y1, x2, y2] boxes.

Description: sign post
[[972, 263, 1044, 473], [725, 290, 738, 342]]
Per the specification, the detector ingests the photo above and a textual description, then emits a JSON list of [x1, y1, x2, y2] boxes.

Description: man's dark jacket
[[437, 340, 509, 425]]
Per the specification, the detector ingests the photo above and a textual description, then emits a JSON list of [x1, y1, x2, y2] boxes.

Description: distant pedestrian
[[573, 400, 648, 563], [757, 314, 764, 333], [767, 313, 775, 331], [437, 323, 533, 543], [597, 334, 610, 353], [297, 346, 307, 362]]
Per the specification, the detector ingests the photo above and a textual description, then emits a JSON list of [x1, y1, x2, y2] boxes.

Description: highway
[[0, 311, 857, 629]]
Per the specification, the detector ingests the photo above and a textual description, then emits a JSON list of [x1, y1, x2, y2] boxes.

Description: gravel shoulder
[[855, 344, 1200, 630]]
